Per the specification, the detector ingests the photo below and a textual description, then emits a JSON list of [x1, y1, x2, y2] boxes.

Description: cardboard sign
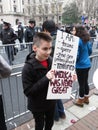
[[47, 30, 79, 99]]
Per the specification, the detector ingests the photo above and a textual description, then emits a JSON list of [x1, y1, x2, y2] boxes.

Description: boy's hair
[[33, 32, 52, 46], [42, 20, 56, 33]]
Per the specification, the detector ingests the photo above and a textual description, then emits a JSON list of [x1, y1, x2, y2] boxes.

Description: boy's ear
[[32, 44, 37, 52]]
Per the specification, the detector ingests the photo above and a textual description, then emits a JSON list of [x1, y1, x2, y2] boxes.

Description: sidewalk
[[13, 88, 98, 130]]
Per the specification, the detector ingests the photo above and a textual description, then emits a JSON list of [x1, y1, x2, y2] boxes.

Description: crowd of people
[[0, 18, 98, 65], [0, 18, 98, 130]]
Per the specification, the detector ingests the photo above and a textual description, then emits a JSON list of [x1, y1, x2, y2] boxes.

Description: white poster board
[[47, 30, 79, 99]]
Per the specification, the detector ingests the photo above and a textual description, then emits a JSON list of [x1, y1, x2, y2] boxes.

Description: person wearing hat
[[17, 21, 24, 50], [24, 19, 36, 52], [89, 26, 97, 45], [0, 21, 17, 65]]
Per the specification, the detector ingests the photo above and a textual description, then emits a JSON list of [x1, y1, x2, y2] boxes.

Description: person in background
[[0, 21, 17, 65], [0, 55, 12, 130], [22, 33, 56, 130], [42, 20, 66, 121], [24, 19, 36, 52], [0, 19, 3, 33], [89, 26, 97, 46], [65, 26, 72, 34], [17, 21, 24, 50], [72, 26, 92, 107]]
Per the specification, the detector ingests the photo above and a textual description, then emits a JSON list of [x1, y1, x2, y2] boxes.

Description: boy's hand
[[46, 70, 54, 80], [72, 74, 77, 81]]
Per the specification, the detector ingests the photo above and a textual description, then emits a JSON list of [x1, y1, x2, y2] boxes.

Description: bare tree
[[75, 0, 98, 18], [85, 0, 97, 18]]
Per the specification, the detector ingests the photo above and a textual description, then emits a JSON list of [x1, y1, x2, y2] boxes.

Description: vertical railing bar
[[15, 75, 20, 115], [8, 76, 14, 118]]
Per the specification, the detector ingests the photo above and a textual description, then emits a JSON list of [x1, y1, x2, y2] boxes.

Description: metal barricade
[[0, 42, 33, 66], [0, 70, 33, 130], [71, 54, 98, 99]]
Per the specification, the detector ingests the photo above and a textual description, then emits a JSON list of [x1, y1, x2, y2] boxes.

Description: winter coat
[[0, 28, 17, 44], [24, 26, 36, 42], [76, 38, 92, 69], [0, 55, 12, 78], [22, 53, 56, 112], [50, 31, 57, 57], [89, 29, 96, 38], [18, 24, 24, 39]]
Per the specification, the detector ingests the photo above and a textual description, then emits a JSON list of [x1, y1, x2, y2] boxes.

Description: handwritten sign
[[47, 30, 79, 99]]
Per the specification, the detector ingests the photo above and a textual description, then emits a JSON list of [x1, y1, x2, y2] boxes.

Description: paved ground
[[12, 88, 98, 130]]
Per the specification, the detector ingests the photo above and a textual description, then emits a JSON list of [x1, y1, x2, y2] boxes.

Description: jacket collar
[[25, 52, 52, 70]]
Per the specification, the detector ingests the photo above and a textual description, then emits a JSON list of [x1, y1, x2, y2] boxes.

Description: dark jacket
[[0, 28, 17, 44], [89, 29, 96, 38], [18, 24, 24, 39], [24, 26, 35, 42], [22, 53, 56, 112], [51, 31, 57, 57]]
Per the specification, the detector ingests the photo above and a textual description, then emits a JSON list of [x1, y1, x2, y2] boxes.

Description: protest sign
[[47, 30, 79, 99]]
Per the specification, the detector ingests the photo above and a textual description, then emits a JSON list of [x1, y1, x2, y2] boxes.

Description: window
[[52, 16, 54, 19], [13, 0, 16, 3], [39, 0, 42, 3], [28, 0, 30, 4], [33, 0, 35, 3], [39, 6, 42, 14], [28, 8, 30, 15], [22, 0, 24, 5], [23, 8, 24, 13], [13, 6, 17, 12], [39, 7, 41, 14], [51, 4, 55, 13], [59, 16, 61, 20], [39, 16, 42, 21], [45, 6, 48, 14], [33, 7, 36, 14], [0, 6, 3, 13], [45, 17, 48, 20], [97, 9, 98, 14], [58, 4, 62, 13]]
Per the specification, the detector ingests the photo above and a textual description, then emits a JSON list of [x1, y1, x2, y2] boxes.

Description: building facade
[[30, 0, 64, 26], [0, 0, 65, 26], [0, 0, 25, 25]]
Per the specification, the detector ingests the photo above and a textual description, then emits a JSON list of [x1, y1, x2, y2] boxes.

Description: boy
[[22, 32, 56, 130], [42, 20, 66, 121]]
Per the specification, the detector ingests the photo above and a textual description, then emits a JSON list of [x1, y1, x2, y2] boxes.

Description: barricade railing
[[0, 71, 33, 129], [0, 39, 98, 66], [0, 42, 33, 66], [71, 54, 98, 99]]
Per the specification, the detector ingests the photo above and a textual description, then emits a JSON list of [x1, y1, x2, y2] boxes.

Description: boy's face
[[33, 39, 52, 61]]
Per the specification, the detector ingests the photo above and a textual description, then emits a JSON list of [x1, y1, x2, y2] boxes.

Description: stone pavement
[[13, 88, 98, 130]]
